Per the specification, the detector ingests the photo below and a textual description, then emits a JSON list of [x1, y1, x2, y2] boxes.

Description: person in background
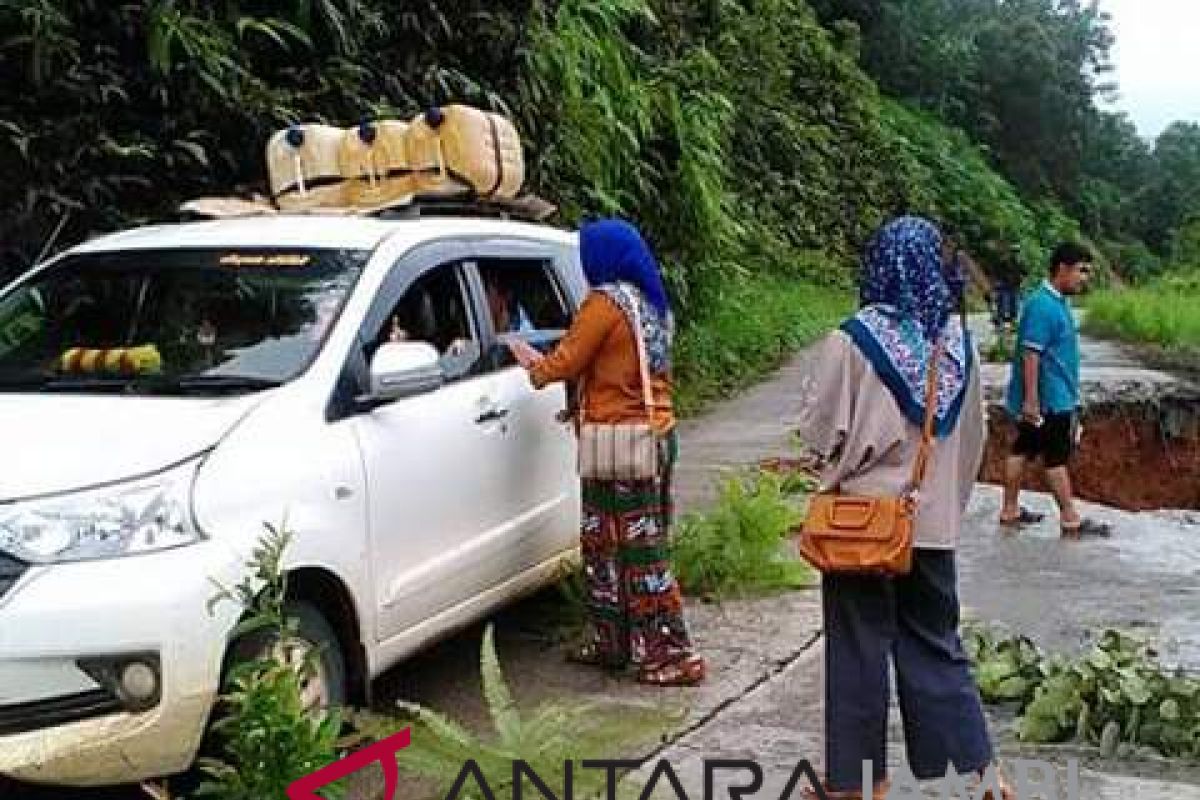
[[507, 219, 705, 687], [797, 216, 1011, 799], [1001, 243, 1111, 538], [991, 245, 1023, 336]]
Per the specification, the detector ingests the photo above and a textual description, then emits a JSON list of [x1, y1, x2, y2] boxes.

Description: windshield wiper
[[132, 374, 284, 395], [23, 375, 137, 393], [0, 375, 52, 391]]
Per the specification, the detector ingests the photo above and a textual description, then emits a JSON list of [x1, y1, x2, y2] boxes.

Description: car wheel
[[227, 600, 347, 713]]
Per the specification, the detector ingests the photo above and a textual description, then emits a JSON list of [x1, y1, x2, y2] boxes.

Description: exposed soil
[[981, 401, 1200, 512]]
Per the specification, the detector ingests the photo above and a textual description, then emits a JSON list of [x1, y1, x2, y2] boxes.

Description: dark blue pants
[[823, 550, 993, 791], [994, 286, 1018, 326]]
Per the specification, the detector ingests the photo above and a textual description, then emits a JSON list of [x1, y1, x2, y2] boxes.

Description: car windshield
[[0, 247, 368, 395]]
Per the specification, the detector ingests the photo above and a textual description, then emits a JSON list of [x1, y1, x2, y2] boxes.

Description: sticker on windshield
[[219, 253, 312, 267]]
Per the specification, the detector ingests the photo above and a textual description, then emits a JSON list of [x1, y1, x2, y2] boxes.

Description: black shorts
[[1013, 412, 1074, 468]]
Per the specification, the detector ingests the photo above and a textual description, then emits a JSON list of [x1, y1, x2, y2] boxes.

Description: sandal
[[637, 654, 706, 687], [973, 767, 1016, 800], [999, 507, 1045, 528], [1062, 518, 1113, 539]]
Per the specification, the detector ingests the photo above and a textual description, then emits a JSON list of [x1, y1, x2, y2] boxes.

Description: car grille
[[0, 551, 26, 602]]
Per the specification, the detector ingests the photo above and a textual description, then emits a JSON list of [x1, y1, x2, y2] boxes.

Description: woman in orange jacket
[[509, 219, 705, 687]]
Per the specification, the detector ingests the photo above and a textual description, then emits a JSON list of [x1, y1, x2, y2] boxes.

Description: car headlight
[[0, 459, 203, 563]]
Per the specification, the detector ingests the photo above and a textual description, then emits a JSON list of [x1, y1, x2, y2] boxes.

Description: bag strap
[[615, 284, 655, 422], [574, 286, 656, 425], [906, 340, 944, 496]]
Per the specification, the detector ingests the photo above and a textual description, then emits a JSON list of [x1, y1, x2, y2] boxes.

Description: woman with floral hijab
[[798, 217, 1011, 798], [509, 219, 705, 687]]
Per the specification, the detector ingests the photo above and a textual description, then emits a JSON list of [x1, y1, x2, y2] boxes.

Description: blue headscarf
[[580, 220, 670, 316], [841, 216, 972, 437], [580, 219, 673, 373]]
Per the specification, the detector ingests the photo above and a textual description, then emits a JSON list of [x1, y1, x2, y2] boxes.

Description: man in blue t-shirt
[[1001, 242, 1110, 538]]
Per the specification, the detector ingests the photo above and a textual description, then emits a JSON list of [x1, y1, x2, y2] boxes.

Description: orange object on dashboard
[[59, 344, 162, 375]]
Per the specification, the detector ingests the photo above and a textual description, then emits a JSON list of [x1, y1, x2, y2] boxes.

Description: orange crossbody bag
[[797, 342, 942, 577]]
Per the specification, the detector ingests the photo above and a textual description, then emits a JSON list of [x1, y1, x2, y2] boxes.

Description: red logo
[[287, 728, 412, 800]]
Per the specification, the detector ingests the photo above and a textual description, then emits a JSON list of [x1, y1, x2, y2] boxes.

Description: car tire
[[226, 599, 347, 712]]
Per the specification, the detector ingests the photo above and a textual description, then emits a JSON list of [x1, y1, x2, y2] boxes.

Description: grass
[[674, 273, 852, 416], [1085, 280, 1200, 353]]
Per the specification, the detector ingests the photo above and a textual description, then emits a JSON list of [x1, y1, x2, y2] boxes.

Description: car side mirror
[[366, 341, 444, 404]]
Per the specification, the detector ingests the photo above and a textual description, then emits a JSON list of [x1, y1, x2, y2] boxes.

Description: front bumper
[[0, 540, 243, 786]]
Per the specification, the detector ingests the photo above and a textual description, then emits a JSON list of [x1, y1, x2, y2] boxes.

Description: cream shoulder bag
[[577, 286, 660, 481]]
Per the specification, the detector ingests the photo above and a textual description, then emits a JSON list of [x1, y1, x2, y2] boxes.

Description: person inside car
[[485, 273, 534, 335]]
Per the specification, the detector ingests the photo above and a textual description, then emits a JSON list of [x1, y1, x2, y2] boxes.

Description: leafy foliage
[[673, 469, 818, 599], [1145, 124, 1200, 254], [356, 623, 677, 800], [982, 330, 1014, 365], [1086, 282, 1200, 353], [816, 0, 1116, 199], [0, 0, 1109, 401], [967, 625, 1200, 761], [198, 523, 345, 800], [674, 274, 851, 415], [813, 0, 1200, 275]]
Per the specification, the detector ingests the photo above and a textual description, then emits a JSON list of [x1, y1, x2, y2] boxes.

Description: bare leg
[[1045, 466, 1081, 535], [1000, 455, 1026, 521]]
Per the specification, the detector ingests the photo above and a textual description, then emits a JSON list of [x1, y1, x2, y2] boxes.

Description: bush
[[673, 469, 818, 599], [198, 524, 345, 800], [1103, 239, 1165, 285], [1171, 217, 1200, 270], [967, 625, 1200, 761]]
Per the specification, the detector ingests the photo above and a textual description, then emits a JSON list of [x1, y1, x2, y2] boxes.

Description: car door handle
[[475, 408, 510, 425]]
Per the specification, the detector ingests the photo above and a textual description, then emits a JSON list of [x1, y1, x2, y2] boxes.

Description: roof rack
[[367, 193, 557, 223], [177, 192, 557, 224]]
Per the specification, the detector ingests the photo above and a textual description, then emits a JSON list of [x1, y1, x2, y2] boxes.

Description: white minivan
[[0, 214, 585, 786]]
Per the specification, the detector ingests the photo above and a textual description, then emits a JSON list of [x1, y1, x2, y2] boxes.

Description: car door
[[349, 252, 514, 643], [463, 245, 580, 576]]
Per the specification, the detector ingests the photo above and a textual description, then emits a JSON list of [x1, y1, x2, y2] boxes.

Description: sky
[[1101, 0, 1200, 140]]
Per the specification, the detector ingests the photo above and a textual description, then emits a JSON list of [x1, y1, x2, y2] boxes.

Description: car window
[[374, 262, 481, 382], [477, 259, 570, 335], [475, 259, 571, 371], [0, 247, 367, 393]]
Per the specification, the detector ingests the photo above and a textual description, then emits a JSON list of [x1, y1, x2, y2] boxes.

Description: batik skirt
[[578, 431, 696, 669]]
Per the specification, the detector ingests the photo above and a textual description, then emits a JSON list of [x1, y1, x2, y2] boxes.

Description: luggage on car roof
[[267, 124, 346, 210], [339, 119, 416, 209], [404, 105, 524, 201]]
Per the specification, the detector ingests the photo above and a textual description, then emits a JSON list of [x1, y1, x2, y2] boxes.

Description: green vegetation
[[675, 275, 851, 415], [0, 0, 1120, 416], [674, 469, 818, 599], [967, 625, 1200, 761], [199, 525, 345, 800], [1085, 277, 1200, 355], [981, 332, 1014, 366], [813, 0, 1200, 281], [358, 624, 677, 800]]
